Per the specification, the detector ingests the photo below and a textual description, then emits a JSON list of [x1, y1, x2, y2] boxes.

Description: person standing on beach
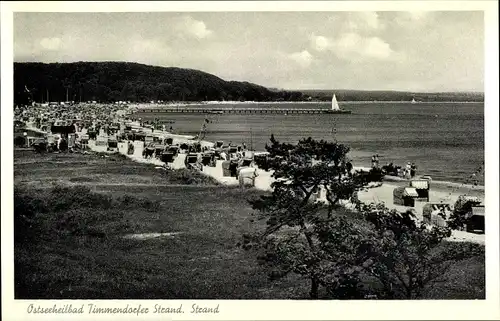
[[406, 162, 412, 179], [346, 160, 353, 177], [471, 172, 478, 186], [372, 154, 380, 169], [351, 190, 360, 210], [410, 163, 417, 178]]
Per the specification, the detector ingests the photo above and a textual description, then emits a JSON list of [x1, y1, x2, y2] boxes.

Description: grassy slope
[[14, 150, 306, 299], [13, 150, 484, 299]]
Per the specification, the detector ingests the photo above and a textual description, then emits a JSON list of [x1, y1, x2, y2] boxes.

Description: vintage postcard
[[1, 1, 499, 320]]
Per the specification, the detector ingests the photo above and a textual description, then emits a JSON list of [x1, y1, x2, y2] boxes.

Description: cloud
[[310, 35, 331, 52], [39, 37, 62, 51], [336, 33, 393, 60], [175, 16, 213, 39], [13, 12, 483, 91], [288, 50, 313, 68], [310, 33, 395, 61]]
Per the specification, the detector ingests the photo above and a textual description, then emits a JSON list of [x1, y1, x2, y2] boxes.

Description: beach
[[19, 100, 485, 246], [78, 128, 484, 245]]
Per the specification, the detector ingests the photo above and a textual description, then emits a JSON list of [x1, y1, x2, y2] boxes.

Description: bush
[[448, 196, 482, 230], [359, 203, 453, 299], [165, 169, 219, 185], [435, 241, 485, 259], [14, 136, 26, 147]]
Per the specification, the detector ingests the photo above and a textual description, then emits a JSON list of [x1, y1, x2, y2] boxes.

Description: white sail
[[411, 98, 416, 104], [331, 94, 340, 111]]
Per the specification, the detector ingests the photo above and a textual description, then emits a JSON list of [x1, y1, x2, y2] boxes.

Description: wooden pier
[[136, 108, 351, 115]]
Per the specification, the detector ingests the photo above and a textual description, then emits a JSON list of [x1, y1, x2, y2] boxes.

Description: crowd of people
[[15, 102, 263, 188], [14, 102, 182, 154]]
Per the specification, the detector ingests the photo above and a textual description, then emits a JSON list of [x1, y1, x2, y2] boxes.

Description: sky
[[13, 11, 484, 92]]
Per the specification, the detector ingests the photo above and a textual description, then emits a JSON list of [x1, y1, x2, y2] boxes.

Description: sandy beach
[[87, 135, 484, 245], [25, 119, 484, 245]]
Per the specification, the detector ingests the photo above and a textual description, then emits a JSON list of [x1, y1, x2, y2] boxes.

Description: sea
[[136, 101, 485, 185]]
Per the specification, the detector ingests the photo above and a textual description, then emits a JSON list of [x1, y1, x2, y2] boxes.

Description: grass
[[13, 148, 485, 299], [14, 149, 219, 187], [14, 183, 304, 299]]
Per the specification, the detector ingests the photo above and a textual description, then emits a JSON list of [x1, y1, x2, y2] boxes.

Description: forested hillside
[[14, 62, 306, 104], [14, 61, 484, 104]]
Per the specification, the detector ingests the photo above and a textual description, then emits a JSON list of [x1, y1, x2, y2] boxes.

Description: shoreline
[[381, 173, 484, 191], [23, 122, 484, 191], [130, 100, 483, 109], [98, 142, 486, 245], [19, 125, 486, 245]]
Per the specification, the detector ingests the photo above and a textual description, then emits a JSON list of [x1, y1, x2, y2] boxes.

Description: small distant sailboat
[[332, 94, 340, 111], [326, 94, 351, 114], [411, 97, 417, 104]]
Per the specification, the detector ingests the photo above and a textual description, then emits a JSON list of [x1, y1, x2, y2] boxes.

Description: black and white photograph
[[2, 1, 499, 320]]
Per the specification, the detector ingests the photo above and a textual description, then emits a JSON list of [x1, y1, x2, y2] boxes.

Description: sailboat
[[411, 97, 417, 104], [326, 94, 351, 114]]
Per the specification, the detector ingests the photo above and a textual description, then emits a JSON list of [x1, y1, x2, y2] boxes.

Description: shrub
[[358, 203, 453, 299], [448, 196, 482, 230], [165, 169, 219, 185], [14, 136, 26, 147]]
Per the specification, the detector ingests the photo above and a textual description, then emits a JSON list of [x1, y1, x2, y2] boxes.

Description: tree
[[246, 135, 381, 299], [245, 135, 466, 300], [356, 202, 453, 299]]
